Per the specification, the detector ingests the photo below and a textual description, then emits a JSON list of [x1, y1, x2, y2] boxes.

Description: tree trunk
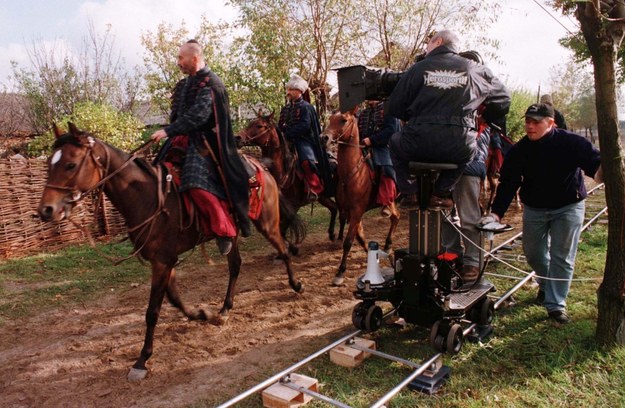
[[576, 2, 625, 346]]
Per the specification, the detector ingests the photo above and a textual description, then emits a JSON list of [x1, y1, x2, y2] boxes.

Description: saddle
[[162, 154, 265, 224]]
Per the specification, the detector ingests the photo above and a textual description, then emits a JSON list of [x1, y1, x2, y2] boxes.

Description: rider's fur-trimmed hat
[[286, 74, 308, 93]]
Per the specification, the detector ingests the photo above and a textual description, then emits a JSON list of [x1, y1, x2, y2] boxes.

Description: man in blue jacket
[[386, 30, 510, 209], [357, 100, 401, 217], [481, 103, 602, 324]]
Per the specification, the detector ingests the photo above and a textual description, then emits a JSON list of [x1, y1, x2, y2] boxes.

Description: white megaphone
[[361, 241, 387, 285]]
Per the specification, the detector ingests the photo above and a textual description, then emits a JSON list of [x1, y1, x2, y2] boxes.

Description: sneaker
[[380, 205, 392, 218], [534, 289, 545, 305], [461, 265, 480, 284], [216, 237, 233, 255], [548, 309, 570, 324], [427, 194, 453, 210]]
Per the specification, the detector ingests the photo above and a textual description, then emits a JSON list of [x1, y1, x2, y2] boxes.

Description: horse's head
[[237, 112, 278, 148], [38, 123, 105, 222], [322, 107, 359, 145]]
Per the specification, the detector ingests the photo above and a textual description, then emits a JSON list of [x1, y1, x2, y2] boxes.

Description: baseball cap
[[524, 103, 555, 120]]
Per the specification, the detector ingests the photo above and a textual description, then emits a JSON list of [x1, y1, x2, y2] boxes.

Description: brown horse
[[238, 112, 345, 250], [37, 123, 304, 381], [322, 110, 400, 285]]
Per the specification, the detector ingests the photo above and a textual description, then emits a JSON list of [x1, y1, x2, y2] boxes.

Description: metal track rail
[[217, 187, 607, 408]]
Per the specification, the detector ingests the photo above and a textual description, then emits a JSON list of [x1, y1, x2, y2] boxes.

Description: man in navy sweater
[[480, 103, 602, 324]]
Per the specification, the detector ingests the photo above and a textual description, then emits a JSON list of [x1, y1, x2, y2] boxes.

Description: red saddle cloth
[[163, 159, 265, 223]]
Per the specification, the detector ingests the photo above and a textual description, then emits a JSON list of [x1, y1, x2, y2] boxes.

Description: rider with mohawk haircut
[[151, 40, 251, 256]]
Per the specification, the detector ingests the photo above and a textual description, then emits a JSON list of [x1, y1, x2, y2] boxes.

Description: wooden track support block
[[262, 373, 319, 408], [329, 337, 376, 368]]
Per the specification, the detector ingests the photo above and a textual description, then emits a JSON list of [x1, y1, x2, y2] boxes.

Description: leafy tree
[[557, 0, 625, 345], [506, 88, 535, 141], [548, 59, 597, 137], [11, 21, 142, 135], [27, 101, 144, 157]]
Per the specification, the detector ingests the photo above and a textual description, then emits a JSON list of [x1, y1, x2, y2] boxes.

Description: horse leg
[[333, 219, 361, 286], [128, 261, 172, 381], [165, 268, 214, 322], [254, 218, 304, 294], [383, 203, 400, 251], [355, 222, 368, 252], [215, 238, 242, 325], [337, 215, 346, 241], [319, 196, 338, 241]]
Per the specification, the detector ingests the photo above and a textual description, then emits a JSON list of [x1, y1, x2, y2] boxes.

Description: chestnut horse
[[322, 110, 400, 285], [37, 123, 304, 381], [238, 112, 345, 250]]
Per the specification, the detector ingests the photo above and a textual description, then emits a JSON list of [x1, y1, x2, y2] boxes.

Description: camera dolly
[[351, 162, 511, 355]]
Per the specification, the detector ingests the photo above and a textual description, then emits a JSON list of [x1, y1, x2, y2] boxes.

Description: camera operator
[[386, 30, 510, 209]]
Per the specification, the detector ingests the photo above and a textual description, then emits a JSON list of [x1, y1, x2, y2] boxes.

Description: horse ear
[[268, 110, 275, 122], [68, 122, 79, 135], [52, 123, 64, 139], [349, 105, 359, 117]]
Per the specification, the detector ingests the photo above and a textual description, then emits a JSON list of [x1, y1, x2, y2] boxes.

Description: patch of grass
[[0, 205, 334, 324], [0, 242, 148, 322]]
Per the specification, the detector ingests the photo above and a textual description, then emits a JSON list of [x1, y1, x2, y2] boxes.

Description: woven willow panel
[[0, 158, 127, 259]]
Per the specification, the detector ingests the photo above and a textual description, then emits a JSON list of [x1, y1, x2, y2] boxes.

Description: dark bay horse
[[238, 112, 345, 251], [322, 110, 400, 286], [37, 123, 304, 381]]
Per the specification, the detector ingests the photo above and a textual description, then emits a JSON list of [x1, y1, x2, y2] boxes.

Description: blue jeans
[[522, 201, 585, 312]]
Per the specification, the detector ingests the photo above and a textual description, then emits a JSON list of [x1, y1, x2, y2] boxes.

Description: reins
[[45, 137, 181, 263], [329, 117, 369, 186]]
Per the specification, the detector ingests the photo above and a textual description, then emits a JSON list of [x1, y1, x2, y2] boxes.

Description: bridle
[[330, 115, 361, 149], [238, 121, 277, 148], [327, 115, 370, 186], [44, 137, 172, 262], [45, 137, 154, 203]]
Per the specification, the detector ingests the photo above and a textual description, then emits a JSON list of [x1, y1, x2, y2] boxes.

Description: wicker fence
[[0, 158, 126, 259]]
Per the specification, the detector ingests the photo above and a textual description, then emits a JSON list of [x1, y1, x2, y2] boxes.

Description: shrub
[[27, 102, 145, 157]]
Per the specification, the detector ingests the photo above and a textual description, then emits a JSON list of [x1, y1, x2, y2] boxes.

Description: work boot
[[216, 237, 233, 256], [548, 309, 570, 324], [461, 265, 480, 284], [380, 205, 392, 218], [428, 194, 454, 210]]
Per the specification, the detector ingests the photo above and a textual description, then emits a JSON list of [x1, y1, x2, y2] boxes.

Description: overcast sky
[[0, 0, 579, 97]]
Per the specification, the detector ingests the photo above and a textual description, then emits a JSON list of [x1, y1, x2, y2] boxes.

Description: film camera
[[336, 51, 483, 112], [336, 65, 404, 113]]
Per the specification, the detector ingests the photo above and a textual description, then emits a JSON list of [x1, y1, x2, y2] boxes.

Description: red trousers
[[376, 175, 396, 206], [188, 188, 237, 238], [301, 160, 324, 195]]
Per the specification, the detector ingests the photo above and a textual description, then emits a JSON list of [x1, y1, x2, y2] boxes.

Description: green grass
[[197, 215, 624, 408], [2, 209, 623, 407], [0, 206, 331, 324]]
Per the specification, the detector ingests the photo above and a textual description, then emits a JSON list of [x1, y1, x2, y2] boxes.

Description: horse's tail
[[278, 193, 306, 245]]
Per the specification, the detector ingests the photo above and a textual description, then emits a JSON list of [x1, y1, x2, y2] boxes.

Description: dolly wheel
[[478, 297, 495, 326], [365, 305, 383, 331], [430, 320, 445, 352], [446, 323, 464, 354], [352, 303, 366, 330]]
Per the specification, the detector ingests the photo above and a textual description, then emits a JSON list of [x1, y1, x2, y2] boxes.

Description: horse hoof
[[295, 283, 305, 294], [199, 308, 215, 321], [127, 367, 148, 382], [210, 314, 229, 326], [332, 276, 344, 286]]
